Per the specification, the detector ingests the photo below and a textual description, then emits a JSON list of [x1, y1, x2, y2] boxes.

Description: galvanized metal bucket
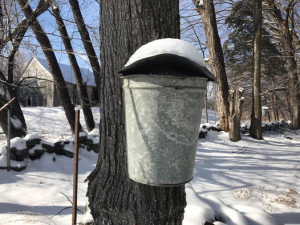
[[122, 75, 207, 186]]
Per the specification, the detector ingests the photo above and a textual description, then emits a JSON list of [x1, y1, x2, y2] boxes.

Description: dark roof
[[36, 57, 96, 86], [119, 54, 215, 81]]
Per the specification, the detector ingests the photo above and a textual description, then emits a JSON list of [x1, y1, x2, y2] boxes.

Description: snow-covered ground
[[0, 107, 101, 141], [0, 107, 299, 225], [188, 128, 300, 225]]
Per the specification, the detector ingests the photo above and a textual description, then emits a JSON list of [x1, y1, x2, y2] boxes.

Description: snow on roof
[[35, 57, 96, 87], [125, 38, 206, 68]]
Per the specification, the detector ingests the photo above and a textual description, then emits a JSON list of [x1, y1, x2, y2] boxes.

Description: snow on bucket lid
[[120, 38, 215, 81]]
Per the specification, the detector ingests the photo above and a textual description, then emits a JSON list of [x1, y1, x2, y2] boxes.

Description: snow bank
[[24, 134, 41, 140], [79, 205, 93, 224], [88, 123, 99, 136], [0, 154, 27, 169], [183, 184, 217, 224], [125, 38, 206, 68], [184, 184, 283, 225], [10, 137, 27, 150], [0, 145, 7, 155]]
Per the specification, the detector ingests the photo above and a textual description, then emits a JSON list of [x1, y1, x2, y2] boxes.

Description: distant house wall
[[19, 58, 54, 107], [19, 57, 98, 107]]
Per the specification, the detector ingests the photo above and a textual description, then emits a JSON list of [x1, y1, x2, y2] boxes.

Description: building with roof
[[19, 57, 98, 107]]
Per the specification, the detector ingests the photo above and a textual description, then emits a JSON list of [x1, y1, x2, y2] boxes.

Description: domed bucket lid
[[120, 38, 215, 81]]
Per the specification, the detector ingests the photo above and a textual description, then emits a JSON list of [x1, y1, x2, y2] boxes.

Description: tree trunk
[[229, 88, 244, 142], [205, 91, 208, 123], [87, 1, 186, 224], [270, 80, 278, 121], [283, 46, 299, 130], [7, 44, 27, 134], [0, 17, 28, 138], [52, 2, 95, 132], [17, 0, 80, 134], [271, 92, 276, 121], [275, 93, 282, 120], [250, 0, 262, 140], [0, 0, 3, 33], [0, 71, 27, 138], [193, 0, 230, 132], [266, 0, 300, 129], [68, 0, 101, 96]]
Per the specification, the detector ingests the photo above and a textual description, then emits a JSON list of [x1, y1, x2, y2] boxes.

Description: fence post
[[7, 109, 11, 171], [72, 109, 80, 225]]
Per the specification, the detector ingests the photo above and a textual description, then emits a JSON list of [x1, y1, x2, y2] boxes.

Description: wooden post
[[72, 109, 80, 225], [7, 109, 11, 171]]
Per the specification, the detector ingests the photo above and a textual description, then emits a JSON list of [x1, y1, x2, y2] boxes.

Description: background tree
[[250, 0, 263, 139], [0, 71, 27, 138], [87, 1, 186, 224], [17, 0, 82, 134], [229, 87, 245, 141], [224, 0, 287, 122], [68, 0, 101, 94], [51, 1, 95, 132], [264, 0, 300, 129], [192, 0, 231, 132]]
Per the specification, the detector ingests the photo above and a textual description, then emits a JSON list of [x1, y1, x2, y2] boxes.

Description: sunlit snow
[[0, 108, 299, 225], [125, 38, 206, 68]]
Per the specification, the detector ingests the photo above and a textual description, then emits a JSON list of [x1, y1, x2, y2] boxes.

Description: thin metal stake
[[7, 109, 11, 171], [72, 109, 80, 225]]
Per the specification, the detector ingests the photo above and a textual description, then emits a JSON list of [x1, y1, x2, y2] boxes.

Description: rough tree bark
[[193, 0, 230, 132], [229, 88, 244, 142], [68, 0, 101, 95], [0, 71, 27, 138], [265, 0, 299, 130], [250, 0, 262, 140], [18, 0, 81, 134], [87, 1, 186, 224], [51, 2, 95, 132]]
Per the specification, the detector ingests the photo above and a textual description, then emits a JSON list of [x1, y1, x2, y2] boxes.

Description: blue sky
[[20, 0, 99, 70], [19, 0, 228, 71]]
